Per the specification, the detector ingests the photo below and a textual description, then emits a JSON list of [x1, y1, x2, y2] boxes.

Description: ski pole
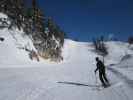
[[95, 72, 98, 85]]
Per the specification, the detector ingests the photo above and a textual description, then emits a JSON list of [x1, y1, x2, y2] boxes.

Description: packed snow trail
[[0, 40, 133, 100]]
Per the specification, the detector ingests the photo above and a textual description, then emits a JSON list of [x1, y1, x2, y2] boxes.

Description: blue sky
[[38, 0, 133, 41]]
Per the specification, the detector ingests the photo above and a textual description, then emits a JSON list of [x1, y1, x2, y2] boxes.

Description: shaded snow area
[[0, 13, 133, 100]]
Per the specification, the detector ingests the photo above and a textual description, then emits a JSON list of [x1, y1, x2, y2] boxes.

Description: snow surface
[[0, 37, 133, 100], [0, 13, 133, 100], [0, 28, 36, 64]]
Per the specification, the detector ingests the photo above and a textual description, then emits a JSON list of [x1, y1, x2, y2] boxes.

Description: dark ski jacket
[[95, 60, 105, 73]]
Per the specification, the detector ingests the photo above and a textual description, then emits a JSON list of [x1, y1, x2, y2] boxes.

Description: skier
[[95, 57, 110, 87]]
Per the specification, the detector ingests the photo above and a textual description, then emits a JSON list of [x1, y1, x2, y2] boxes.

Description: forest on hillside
[[0, 0, 65, 61]]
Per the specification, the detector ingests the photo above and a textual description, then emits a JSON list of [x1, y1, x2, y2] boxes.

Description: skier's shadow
[[57, 81, 100, 88]]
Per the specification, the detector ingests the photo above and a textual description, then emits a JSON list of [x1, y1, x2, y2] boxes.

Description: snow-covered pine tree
[[39, 17, 64, 61], [47, 17, 64, 46], [29, 0, 64, 61]]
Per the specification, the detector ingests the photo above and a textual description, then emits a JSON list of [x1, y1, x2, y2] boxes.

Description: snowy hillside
[[0, 28, 37, 64], [0, 36, 133, 100], [0, 13, 38, 64]]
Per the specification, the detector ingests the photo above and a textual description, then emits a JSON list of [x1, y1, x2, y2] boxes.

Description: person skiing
[[95, 57, 109, 87]]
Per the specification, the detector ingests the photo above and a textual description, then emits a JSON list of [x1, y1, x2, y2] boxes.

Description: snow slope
[[0, 36, 133, 100], [0, 12, 133, 100]]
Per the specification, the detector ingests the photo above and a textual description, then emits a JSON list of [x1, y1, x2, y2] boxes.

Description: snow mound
[[105, 41, 133, 65]]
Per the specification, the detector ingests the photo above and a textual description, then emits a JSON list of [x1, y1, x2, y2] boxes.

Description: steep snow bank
[[0, 13, 37, 64], [0, 28, 36, 64]]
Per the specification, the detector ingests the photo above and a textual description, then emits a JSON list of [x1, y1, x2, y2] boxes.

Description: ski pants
[[99, 71, 109, 85]]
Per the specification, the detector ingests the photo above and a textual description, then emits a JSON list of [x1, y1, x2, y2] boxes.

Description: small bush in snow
[[93, 36, 108, 56], [128, 36, 133, 45]]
